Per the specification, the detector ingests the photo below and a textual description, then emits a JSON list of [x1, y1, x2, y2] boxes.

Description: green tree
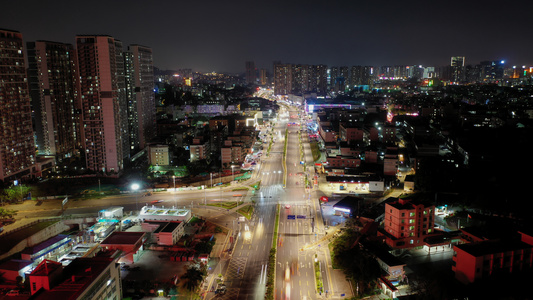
[[194, 239, 216, 254], [331, 229, 381, 297], [183, 263, 206, 291], [187, 160, 209, 177], [0, 208, 17, 219]]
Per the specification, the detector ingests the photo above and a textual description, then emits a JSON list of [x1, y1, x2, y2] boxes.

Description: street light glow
[[131, 183, 140, 191]]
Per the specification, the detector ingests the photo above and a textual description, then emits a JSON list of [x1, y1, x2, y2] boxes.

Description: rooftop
[[455, 240, 532, 257], [160, 222, 181, 233], [30, 259, 62, 276], [22, 234, 70, 255], [386, 198, 433, 210], [31, 256, 115, 300], [333, 196, 364, 210], [0, 259, 33, 271], [141, 206, 190, 216], [100, 231, 145, 245]]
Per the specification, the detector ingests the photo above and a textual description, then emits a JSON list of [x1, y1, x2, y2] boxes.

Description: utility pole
[[173, 176, 176, 208]]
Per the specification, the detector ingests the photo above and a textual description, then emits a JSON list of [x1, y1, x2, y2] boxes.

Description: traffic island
[[314, 261, 324, 295], [237, 205, 254, 220]]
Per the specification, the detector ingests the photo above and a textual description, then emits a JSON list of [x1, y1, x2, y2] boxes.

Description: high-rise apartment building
[[260, 68, 268, 85], [128, 45, 155, 151], [480, 60, 505, 81], [76, 35, 125, 174], [27, 41, 80, 160], [350, 66, 373, 86], [315, 64, 328, 94], [274, 63, 327, 95], [451, 56, 465, 67], [274, 63, 293, 95], [330, 66, 349, 92], [451, 56, 466, 82], [0, 29, 35, 181], [115, 41, 129, 162], [124, 51, 137, 152], [245, 61, 256, 85]]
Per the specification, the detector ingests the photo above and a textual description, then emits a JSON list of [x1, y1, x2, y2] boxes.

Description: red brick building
[[326, 155, 361, 168], [339, 123, 367, 143], [382, 198, 435, 248], [452, 231, 533, 284], [99, 232, 146, 264]]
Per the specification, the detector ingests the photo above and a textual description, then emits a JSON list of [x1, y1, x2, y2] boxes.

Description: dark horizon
[[2, 0, 533, 73]]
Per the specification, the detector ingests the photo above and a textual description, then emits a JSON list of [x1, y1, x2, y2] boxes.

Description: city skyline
[[2, 0, 533, 73]]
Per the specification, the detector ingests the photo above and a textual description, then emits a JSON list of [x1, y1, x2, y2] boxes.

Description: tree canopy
[[330, 228, 382, 297]]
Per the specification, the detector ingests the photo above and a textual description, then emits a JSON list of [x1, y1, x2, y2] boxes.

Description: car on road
[[6, 290, 21, 297], [150, 200, 163, 204]]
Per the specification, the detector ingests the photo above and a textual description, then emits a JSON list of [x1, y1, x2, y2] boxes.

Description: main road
[[274, 107, 335, 300], [4, 105, 338, 300]]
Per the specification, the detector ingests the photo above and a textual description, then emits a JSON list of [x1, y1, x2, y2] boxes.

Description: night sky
[[2, 0, 533, 73]]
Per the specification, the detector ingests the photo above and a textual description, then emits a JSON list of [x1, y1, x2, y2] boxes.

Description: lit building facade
[[123, 50, 137, 152], [452, 231, 533, 284], [274, 63, 292, 95], [383, 198, 435, 249], [28, 254, 122, 299], [148, 144, 169, 166], [190, 138, 210, 163], [274, 63, 327, 95], [129, 45, 155, 150], [245, 61, 256, 85], [0, 29, 35, 181], [350, 65, 373, 86], [260, 68, 268, 85], [27, 41, 80, 160], [115, 40, 129, 162], [76, 35, 125, 173]]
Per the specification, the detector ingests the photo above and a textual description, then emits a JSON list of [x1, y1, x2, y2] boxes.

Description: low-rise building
[[28, 252, 122, 299], [99, 232, 146, 264], [453, 239, 533, 284], [0, 259, 33, 282], [326, 155, 361, 168], [190, 137, 211, 163], [381, 198, 435, 249], [21, 234, 72, 263], [153, 222, 184, 246], [148, 144, 170, 166], [139, 206, 192, 223]]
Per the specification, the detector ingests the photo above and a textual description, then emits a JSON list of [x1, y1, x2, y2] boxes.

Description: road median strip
[[265, 204, 280, 300]]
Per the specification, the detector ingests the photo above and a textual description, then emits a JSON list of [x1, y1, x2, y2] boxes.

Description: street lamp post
[[231, 166, 235, 182], [13, 180, 23, 202], [204, 185, 207, 206], [172, 176, 176, 208], [131, 183, 140, 212], [172, 175, 176, 191], [210, 173, 213, 188]]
